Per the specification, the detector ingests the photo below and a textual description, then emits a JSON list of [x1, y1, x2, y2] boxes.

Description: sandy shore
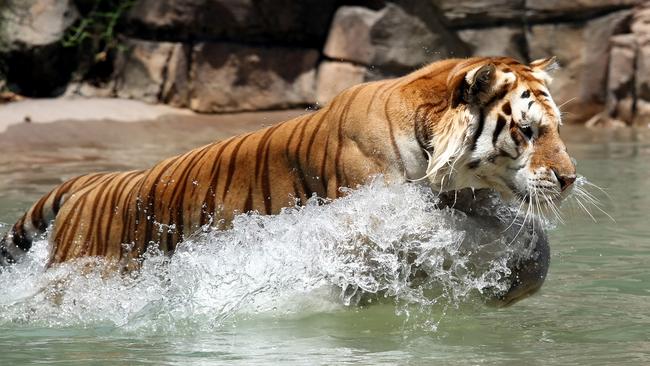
[[0, 97, 307, 151], [0, 98, 196, 133]]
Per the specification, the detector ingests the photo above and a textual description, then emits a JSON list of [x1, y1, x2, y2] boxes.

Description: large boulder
[[188, 43, 318, 113], [124, 0, 338, 46], [323, 3, 469, 74], [0, 0, 79, 96]]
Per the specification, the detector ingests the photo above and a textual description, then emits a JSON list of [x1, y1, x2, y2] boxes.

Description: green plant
[[62, 0, 135, 82]]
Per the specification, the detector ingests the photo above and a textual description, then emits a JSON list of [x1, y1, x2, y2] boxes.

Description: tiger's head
[[413, 57, 576, 207]]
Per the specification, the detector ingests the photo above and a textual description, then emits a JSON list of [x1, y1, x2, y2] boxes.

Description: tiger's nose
[[552, 169, 576, 192]]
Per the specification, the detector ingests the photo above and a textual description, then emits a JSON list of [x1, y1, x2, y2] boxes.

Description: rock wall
[[1, 0, 648, 125]]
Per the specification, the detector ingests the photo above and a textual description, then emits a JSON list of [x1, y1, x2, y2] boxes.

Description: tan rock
[[188, 43, 318, 113]]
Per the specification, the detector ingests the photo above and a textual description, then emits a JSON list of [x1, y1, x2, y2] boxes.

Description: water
[[0, 118, 648, 365]]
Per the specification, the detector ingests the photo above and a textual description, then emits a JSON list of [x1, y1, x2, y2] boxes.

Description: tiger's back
[[1, 81, 403, 267]]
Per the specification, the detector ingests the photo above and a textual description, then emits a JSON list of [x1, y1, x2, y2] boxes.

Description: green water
[[0, 120, 648, 365]]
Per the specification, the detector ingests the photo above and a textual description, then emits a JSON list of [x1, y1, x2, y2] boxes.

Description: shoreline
[[0, 97, 196, 134]]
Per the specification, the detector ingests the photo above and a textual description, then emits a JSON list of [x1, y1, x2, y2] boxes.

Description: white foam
[[0, 179, 541, 332]]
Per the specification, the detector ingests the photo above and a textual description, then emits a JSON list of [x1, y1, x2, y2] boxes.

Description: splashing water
[[0, 179, 544, 333]]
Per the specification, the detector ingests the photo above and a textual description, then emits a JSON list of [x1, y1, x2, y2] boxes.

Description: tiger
[[0, 56, 576, 283]]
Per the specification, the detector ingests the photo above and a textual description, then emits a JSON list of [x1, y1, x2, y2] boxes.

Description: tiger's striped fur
[[0, 56, 576, 269]]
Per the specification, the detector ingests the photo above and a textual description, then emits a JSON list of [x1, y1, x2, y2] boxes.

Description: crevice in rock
[[157, 46, 175, 102]]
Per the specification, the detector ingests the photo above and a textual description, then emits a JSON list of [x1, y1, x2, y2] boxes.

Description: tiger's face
[[434, 57, 577, 207]]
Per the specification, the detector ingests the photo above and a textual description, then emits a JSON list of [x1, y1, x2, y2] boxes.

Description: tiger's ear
[[530, 56, 558, 84], [454, 63, 497, 106], [530, 56, 558, 73]]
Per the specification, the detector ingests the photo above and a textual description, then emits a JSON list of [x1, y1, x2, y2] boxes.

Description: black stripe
[[471, 110, 485, 151], [501, 102, 511, 115], [493, 115, 507, 144]]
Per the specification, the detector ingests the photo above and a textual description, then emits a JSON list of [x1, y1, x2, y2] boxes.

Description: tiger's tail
[[0, 174, 99, 266]]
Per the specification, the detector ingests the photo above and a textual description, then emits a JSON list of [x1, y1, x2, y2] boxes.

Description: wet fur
[[1, 57, 576, 269]]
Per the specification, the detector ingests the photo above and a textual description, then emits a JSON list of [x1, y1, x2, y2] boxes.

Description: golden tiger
[[1, 57, 576, 284]]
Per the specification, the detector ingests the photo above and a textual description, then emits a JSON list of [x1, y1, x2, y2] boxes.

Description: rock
[[527, 10, 632, 123], [64, 81, 115, 98], [525, 0, 641, 22], [606, 34, 637, 124], [633, 5, 650, 125], [160, 43, 191, 107], [114, 40, 190, 105], [188, 43, 318, 113], [526, 22, 586, 120], [580, 10, 632, 104], [0, 0, 79, 96], [316, 62, 371, 106], [430, 0, 640, 28], [125, 0, 338, 46], [0, 0, 79, 51], [431, 0, 524, 28], [323, 7, 382, 65], [316, 62, 367, 107], [324, 3, 469, 73], [457, 26, 526, 62]]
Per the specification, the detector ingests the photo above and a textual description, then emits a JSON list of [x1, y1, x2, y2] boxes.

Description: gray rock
[[188, 43, 318, 113], [324, 3, 469, 73]]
